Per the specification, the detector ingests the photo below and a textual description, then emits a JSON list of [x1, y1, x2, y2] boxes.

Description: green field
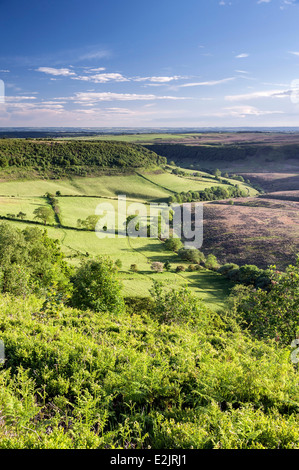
[[0, 174, 171, 200], [0, 168, 248, 309], [0, 196, 53, 221], [57, 133, 202, 143]]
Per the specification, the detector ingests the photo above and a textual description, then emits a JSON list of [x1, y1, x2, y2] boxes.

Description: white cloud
[[36, 67, 76, 77], [235, 53, 249, 59], [5, 96, 37, 102], [225, 89, 292, 101], [71, 92, 187, 103], [72, 72, 128, 83], [134, 76, 184, 83], [223, 105, 284, 116], [178, 77, 235, 87], [78, 50, 110, 60]]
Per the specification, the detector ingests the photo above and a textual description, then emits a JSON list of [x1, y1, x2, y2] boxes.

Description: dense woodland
[[0, 139, 166, 171]]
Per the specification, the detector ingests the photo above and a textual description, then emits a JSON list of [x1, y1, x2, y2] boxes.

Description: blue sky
[[1, 0, 299, 127]]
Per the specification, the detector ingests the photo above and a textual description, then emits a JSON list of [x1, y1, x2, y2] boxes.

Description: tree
[[164, 238, 183, 253], [130, 264, 138, 273], [80, 215, 100, 231], [115, 259, 122, 270], [204, 254, 219, 271], [17, 211, 26, 220], [178, 248, 205, 265], [150, 281, 210, 325], [0, 223, 71, 296], [33, 206, 54, 225], [175, 265, 186, 273], [231, 259, 299, 345], [164, 260, 171, 272], [70, 257, 124, 314], [151, 262, 164, 273]]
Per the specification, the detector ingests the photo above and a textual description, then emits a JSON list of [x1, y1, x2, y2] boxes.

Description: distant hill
[[0, 139, 166, 177], [145, 143, 299, 172]]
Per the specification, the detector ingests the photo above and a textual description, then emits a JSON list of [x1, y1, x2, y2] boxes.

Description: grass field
[[2, 218, 231, 309], [0, 196, 54, 222], [0, 168, 253, 309], [0, 174, 171, 200], [140, 170, 257, 196]]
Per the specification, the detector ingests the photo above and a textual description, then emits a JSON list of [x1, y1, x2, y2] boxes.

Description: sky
[[1, 0, 299, 128]]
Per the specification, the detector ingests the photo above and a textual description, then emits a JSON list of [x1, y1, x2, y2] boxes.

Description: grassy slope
[[0, 169, 246, 309]]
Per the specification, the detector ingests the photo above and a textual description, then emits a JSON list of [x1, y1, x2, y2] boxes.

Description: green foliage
[[171, 184, 247, 203], [164, 238, 183, 253], [115, 259, 123, 269], [77, 215, 100, 231], [163, 260, 171, 272], [0, 279, 299, 448], [0, 223, 72, 296], [178, 248, 206, 265], [149, 281, 210, 325], [130, 264, 138, 273], [222, 263, 272, 289], [33, 206, 54, 225], [231, 260, 299, 345], [204, 254, 220, 271], [0, 139, 166, 173], [70, 257, 125, 315], [175, 265, 186, 273]]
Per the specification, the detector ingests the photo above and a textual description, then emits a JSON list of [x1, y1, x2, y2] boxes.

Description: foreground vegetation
[[1, 250, 299, 448]]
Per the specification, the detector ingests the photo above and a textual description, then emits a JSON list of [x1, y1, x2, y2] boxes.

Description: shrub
[[130, 264, 138, 273], [175, 265, 186, 273], [70, 257, 125, 314], [151, 262, 164, 273], [150, 281, 210, 325], [204, 254, 220, 271], [188, 264, 198, 272], [164, 238, 183, 253], [231, 259, 299, 345], [115, 259, 123, 270], [178, 248, 205, 265]]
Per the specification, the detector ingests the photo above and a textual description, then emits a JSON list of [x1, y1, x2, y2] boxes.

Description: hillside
[[0, 139, 166, 177], [145, 143, 299, 172]]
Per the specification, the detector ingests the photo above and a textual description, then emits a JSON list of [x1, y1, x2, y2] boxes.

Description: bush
[[70, 257, 125, 314], [178, 248, 206, 265], [218, 263, 239, 276], [150, 281, 210, 325], [115, 259, 123, 269], [130, 264, 138, 273], [188, 264, 198, 272], [175, 265, 186, 273], [231, 259, 299, 345], [204, 254, 219, 271], [151, 262, 164, 273], [164, 238, 183, 253]]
